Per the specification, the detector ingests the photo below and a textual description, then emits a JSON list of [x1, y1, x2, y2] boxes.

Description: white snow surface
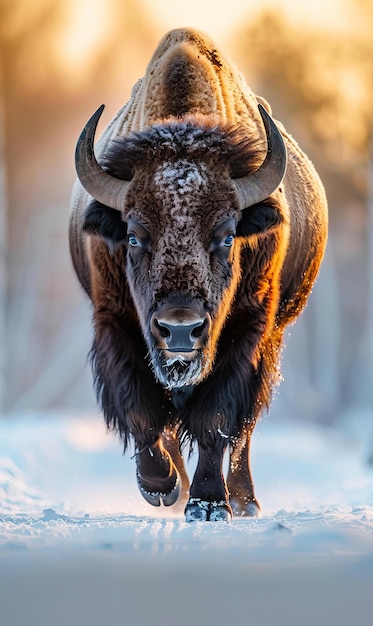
[[1, 411, 372, 626]]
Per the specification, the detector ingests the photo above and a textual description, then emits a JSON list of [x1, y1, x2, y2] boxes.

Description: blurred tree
[[0, 0, 65, 413], [236, 10, 372, 186]]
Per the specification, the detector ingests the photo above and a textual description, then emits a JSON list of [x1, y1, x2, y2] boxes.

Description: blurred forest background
[[0, 0, 372, 453]]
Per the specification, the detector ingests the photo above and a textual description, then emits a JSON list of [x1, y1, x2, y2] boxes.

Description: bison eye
[[128, 234, 140, 247], [223, 234, 234, 247], [126, 218, 151, 252], [209, 219, 236, 254]]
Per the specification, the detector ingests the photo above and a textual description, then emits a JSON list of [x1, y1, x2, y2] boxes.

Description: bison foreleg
[[227, 425, 260, 517], [135, 437, 180, 507], [185, 439, 232, 522]]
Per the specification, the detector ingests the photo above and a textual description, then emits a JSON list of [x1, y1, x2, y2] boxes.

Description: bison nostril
[[190, 318, 207, 340], [154, 318, 172, 340]]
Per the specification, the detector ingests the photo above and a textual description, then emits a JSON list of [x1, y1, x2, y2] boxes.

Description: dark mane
[[101, 116, 267, 181]]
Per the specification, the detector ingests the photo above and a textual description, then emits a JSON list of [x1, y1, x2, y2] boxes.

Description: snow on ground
[[1, 411, 372, 626]]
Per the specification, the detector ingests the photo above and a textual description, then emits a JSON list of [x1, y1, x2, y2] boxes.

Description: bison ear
[[83, 201, 127, 251], [236, 202, 283, 238]]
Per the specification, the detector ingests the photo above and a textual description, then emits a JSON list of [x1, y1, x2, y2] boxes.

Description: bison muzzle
[[69, 28, 328, 521]]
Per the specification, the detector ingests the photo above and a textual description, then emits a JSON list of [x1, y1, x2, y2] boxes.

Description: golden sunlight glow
[[55, 0, 114, 80], [52, 0, 351, 81], [140, 0, 351, 42]]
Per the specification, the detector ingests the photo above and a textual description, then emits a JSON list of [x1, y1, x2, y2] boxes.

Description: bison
[[69, 28, 328, 521]]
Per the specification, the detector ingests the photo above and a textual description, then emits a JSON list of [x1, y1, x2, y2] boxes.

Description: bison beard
[[156, 354, 205, 390], [70, 28, 328, 522]]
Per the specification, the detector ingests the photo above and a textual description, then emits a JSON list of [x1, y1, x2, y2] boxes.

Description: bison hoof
[[184, 498, 232, 522], [137, 470, 180, 507], [230, 498, 261, 518]]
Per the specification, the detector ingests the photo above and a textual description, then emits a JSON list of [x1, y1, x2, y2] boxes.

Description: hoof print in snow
[[137, 470, 180, 507], [273, 522, 292, 534], [185, 498, 232, 522]]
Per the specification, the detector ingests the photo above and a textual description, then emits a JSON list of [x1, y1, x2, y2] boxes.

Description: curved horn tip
[[75, 105, 105, 170], [80, 104, 105, 141], [257, 102, 287, 174], [75, 103, 131, 211], [233, 104, 287, 210], [89, 104, 106, 126], [257, 103, 280, 140], [257, 102, 269, 124]]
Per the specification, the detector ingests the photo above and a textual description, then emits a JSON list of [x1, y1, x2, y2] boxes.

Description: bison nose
[[151, 311, 210, 352]]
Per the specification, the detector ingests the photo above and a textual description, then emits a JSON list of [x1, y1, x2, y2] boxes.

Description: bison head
[[75, 106, 286, 389]]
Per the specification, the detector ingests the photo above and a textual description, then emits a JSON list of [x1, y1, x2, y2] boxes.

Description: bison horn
[[75, 104, 131, 211], [232, 104, 287, 210]]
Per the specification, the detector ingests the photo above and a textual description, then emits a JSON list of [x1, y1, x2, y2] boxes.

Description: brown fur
[[69, 28, 328, 520]]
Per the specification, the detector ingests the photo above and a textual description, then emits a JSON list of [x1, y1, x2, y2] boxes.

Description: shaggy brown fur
[[69, 28, 328, 521]]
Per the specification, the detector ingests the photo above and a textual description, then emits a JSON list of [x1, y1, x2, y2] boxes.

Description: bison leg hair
[[227, 425, 261, 517], [135, 438, 180, 507], [161, 428, 190, 511], [184, 439, 232, 522]]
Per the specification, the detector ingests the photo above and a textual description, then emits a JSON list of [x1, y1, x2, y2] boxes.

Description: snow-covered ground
[[1, 411, 372, 626]]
